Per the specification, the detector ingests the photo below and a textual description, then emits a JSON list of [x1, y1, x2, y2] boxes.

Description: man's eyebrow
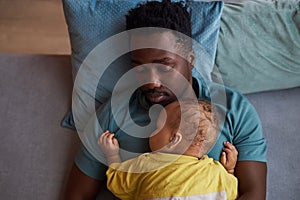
[[153, 57, 172, 63], [131, 57, 172, 65]]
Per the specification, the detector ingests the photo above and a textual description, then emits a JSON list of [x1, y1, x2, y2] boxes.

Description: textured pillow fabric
[[62, 0, 224, 129], [213, 0, 300, 94]]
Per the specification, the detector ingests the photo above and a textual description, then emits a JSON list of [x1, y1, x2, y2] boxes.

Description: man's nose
[[146, 68, 161, 89]]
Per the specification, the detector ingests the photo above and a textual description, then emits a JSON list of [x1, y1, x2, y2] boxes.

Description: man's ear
[[187, 50, 195, 69], [168, 132, 182, 149]]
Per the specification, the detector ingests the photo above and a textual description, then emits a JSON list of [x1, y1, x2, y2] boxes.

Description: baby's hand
[[220, 142, 238, 174], [98, 130, 119, 157]]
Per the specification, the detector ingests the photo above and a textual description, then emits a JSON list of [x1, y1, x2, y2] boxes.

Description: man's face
[[130, 31, 194, 106]]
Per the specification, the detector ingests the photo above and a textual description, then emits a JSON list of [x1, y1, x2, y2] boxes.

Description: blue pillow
[[62, 0, 224, 129]]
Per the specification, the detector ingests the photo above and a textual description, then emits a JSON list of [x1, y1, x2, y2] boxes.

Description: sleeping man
[[98, 100, 239, 199], [66, 1, 267, 199]]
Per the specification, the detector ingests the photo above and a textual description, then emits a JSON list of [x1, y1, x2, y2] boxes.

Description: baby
[[98, 100, 238, 200]]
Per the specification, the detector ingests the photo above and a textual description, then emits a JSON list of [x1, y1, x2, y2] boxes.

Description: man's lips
[[145, 92, 168, 103]]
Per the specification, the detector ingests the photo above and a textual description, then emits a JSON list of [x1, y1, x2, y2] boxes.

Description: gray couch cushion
[[0, 54, 78, 199]]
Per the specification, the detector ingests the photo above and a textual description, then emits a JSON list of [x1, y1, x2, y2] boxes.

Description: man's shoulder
[[194, 75, 260, 131], [193, 75, 250, 108]]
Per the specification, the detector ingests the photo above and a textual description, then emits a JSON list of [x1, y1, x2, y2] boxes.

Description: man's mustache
[[143, 88, 169, 95]]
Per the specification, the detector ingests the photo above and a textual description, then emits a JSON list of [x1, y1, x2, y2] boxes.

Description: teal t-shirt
[[75, 75, 267, 180]]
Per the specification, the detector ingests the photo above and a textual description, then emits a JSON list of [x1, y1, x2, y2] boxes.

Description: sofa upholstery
[[0, 54, 78, 199]]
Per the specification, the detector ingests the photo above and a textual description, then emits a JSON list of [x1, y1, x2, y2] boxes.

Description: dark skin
[[235, 161, 267, 200], [65, 165, 101, 200], [65, 32, 267, 199], [130, 32, 195, 107]]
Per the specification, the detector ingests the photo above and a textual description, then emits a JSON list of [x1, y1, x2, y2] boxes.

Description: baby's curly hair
[[166, 100, 219, 155]]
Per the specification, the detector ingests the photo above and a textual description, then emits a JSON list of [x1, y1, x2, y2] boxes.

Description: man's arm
[[235, 161, 267, 200], [65, 164, 101, 200], [224, 91, 267, 199]]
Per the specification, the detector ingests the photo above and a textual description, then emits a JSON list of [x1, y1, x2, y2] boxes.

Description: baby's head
[[149, 100, 219, 158]]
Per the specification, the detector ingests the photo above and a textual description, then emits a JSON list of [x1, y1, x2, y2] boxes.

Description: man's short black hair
[[126, 0, 192, 38], [126, 0, 192, 37]]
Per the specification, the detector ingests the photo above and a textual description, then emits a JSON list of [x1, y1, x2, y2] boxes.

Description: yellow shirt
[[107, 153, 238, 200]]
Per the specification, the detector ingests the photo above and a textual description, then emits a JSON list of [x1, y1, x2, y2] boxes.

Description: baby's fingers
[[224, 142, 238, 152], [224, 141, 235, 149], [223, 147, 234, 154], [112, 138, 119, 148], [108, 133, 115, 140], [98, 131, 110, 145], [220, 151, 227, 165], [98, 132, 105, 145]]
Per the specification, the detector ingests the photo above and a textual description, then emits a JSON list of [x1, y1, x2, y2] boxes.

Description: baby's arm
[[98, 130, 121, 165], [220, 142, 238, 175]]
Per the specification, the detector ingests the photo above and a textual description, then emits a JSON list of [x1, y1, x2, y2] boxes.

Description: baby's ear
[[168, 132, 182, 149]]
